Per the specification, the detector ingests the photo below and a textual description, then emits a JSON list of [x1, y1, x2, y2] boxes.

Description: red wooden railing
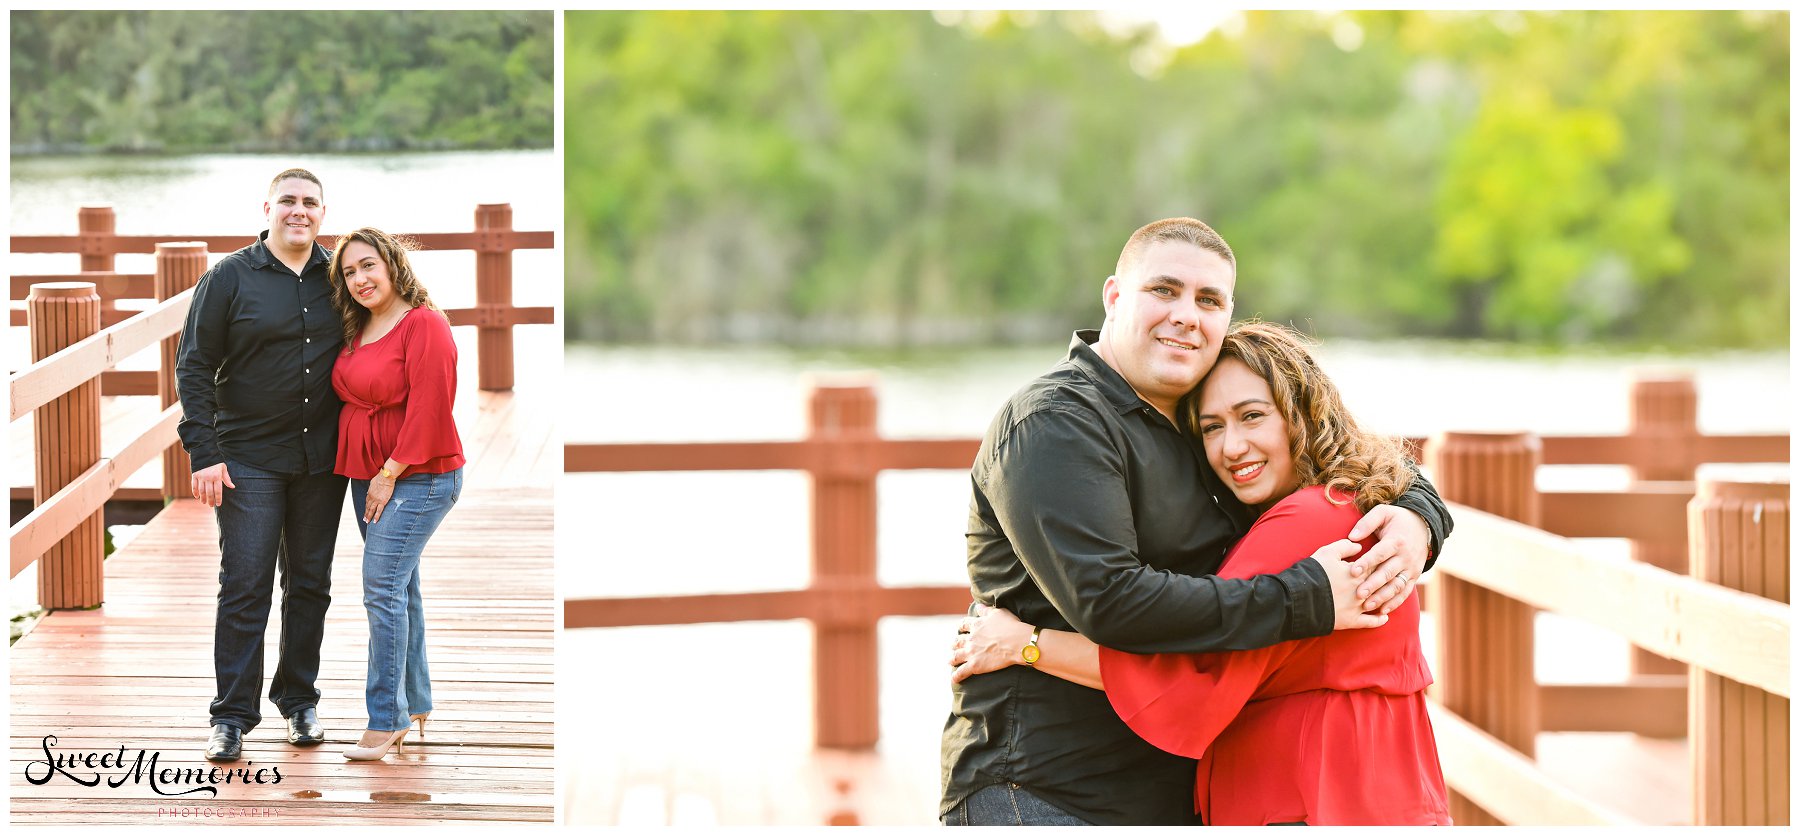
[[564, 384, 975, 749], [563, 377, 1789, 825], [10, 203, 555, 391]]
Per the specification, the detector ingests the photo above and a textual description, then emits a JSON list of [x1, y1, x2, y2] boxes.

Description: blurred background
[[563, 10, 1788, 827], [566, 9, 1785, 349]]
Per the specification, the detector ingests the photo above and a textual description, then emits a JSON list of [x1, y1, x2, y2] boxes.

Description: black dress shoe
[[205, 724, 242, 762], [286, 706, 325, 746]]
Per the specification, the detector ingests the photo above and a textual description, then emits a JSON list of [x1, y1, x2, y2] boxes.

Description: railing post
[[79, 205, 118, 326], [1424, 430, 1542, 826], [1629, 374, 1698, 677], [474, 203, 515, 392], [28, 282, 105, 609], [807, 381, 879, 749], [78, 205, 116, 273], [156, 243, 206, 500], [1689, 479, 1788, 825]]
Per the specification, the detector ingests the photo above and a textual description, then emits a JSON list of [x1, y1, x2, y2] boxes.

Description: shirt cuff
[[188, 446, 224, 472], [1275, 557, 1334, 640]]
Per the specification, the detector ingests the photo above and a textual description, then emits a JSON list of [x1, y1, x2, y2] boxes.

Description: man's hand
[[1347, 505, 1431, 615], [1308, 539, 1388, 630], [190, 463, 234, 507], [950, 603, 1033, 685]]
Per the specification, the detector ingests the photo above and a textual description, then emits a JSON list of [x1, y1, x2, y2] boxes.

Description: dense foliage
[[566, 11, 1787, 348], [11, 11, 552, 153]]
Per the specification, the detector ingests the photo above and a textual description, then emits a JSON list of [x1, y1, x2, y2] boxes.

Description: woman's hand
[[1347, 505, 1431, 615], [364, 473, 396, 524], [950, 603, 1034, 685]]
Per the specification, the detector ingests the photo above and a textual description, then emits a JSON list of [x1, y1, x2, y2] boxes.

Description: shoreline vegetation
[[11, 11, 552, 155], [565, 10, 1788, 350], [10, 139, 516, 156]]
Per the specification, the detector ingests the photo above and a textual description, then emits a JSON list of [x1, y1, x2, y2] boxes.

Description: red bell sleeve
[[391, 309, 462, 468]]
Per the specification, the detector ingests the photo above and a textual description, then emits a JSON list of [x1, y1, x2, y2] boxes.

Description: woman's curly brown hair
[[1180, 321, 1413, 511], [327, 227, 440, 352]]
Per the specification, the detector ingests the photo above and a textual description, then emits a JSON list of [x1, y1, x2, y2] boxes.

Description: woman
[[327, 227, 465, 761], [953, 322, 1450, 825]]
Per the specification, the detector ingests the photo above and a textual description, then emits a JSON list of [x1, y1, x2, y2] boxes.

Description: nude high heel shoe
[[410, 713, 430, 740], [342, 727, 410, 761]]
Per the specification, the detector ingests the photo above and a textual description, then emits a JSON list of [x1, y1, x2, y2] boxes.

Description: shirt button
[[304, 398, 309, 403], [306, 369, 311, 374], [303, 428, 309, 433], [305, 338, 311, 343], [304, 307, 309, 312]]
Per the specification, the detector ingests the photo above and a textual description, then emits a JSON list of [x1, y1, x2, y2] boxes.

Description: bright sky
[[1101, 7, 1243, 46]]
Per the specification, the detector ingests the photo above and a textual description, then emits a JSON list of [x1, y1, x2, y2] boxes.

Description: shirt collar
[[1066, 330, 1158, 416], [250, 229, 331, 273]]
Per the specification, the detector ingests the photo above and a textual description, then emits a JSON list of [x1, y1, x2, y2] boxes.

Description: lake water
[[9, 150, 560, 615]]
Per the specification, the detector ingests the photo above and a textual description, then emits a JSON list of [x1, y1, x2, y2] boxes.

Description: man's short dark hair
[[268, 168, 323, 200], [1116, 217, 1235, 277]]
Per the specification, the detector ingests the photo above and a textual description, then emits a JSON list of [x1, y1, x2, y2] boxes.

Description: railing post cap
[[803, 372, 879, 393], [1695, 477, 1788, 503], [26, 281, 99, 298], [154, 241, 208, 253], [1629, 370, 1696, 387], [78, 204, 115, 212], [1432, 430, 1539, 446]]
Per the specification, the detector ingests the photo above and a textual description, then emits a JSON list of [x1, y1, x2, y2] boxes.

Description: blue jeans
[[942, 783, 1094, 826], [350, 468, 461, 732], [210, 461, 346, 732]]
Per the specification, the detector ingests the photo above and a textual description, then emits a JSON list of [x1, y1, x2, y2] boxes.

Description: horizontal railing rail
[[1443, 503, 1788, 696], [8, 277, 190, 579], [1425, 701, 1636, 826], [9, 288, 191, 422], [10, 229, 554, 256], [9, 404, 179, 578], [11, 203, 555, 392]]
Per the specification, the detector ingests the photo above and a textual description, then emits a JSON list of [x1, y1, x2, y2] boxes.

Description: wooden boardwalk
[[10, 330, 557, 825]]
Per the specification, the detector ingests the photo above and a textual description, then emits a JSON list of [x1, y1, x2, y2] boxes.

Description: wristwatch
[[1021, 626, 1042, 667], [378, 466, 397, 480]]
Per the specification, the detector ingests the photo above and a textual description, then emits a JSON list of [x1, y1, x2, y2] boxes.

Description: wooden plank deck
[[10, 326, 558, 825], [11, 488, 554, 825]]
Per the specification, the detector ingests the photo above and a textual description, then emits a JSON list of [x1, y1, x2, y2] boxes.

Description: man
[[176, 169, 346, 762], [939, 218, 1452, 825]]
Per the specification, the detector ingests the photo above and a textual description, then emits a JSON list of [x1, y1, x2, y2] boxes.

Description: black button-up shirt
[[940, 331, 1452, 825], [176, 230, 343, 475]]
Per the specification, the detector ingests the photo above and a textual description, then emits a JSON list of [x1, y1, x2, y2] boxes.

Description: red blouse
[[1097, 486, 1451, 825], [331, 306, 465, 480]]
